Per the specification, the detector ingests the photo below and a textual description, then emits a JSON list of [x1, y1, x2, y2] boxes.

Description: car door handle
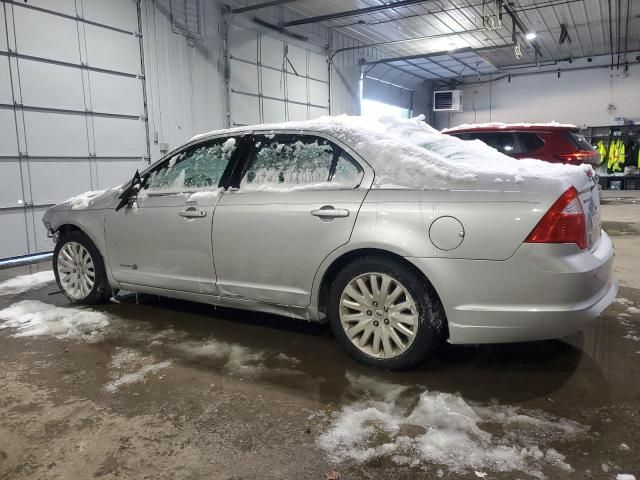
[[179, 207, 206, 218], [310, 206, 350, 218]]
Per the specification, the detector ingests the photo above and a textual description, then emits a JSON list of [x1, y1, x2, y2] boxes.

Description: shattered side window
[[332, 154, 363, 186], [146, 138, 236, 193], [241, 135, 334, 187]]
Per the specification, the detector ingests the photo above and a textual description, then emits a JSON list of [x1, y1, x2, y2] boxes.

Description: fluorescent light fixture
[[525, 32, 537, 40]]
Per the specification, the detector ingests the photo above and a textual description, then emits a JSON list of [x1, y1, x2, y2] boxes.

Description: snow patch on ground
[[617, 475, 636, 480], [0, 271, 55, 295], [0, 300, 110, 341], [317, 373, 585, 477], [104, 359, 172, 393], [149, 330, 302, 378]]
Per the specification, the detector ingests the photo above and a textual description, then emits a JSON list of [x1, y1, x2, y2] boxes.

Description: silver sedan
[[42, 119, 617, 369]]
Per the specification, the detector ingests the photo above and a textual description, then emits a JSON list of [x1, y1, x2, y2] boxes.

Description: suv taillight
[[556, 150, 600, 164], [525, 186, 587, 249]]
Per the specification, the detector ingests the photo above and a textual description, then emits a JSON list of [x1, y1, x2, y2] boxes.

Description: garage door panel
[[0, 160, 24, 207], [308, 51, 328, 81], [0, 210, 28, 258], [261, 67, 285, 100], [93, 117, 146, 157], [19, 60, 84, 110], [230, 93, 259, 126], [309, 106, 329, 120], [287, 102, 308, 121], [309, 79, 328, 107], [230, 59, 258, 95], [89, 72, 143, 115], [0, 109, 19, 156], [27, 0, 77, 16], [261, 36, 284, 69], [13, 7, 80, 64], [24, 111, 89, 157], [0, 57, 12, 104], [287, 74, 307, 104], [85, 25, 140, 74], [81, 0, 139, 32], [29, 159, 92, 204], [262, 98, 286, 123], [0, 7, 7, 51], [96, 159, 147, 189], [229, 27, 257, 63], [286, 44, 307, 76]]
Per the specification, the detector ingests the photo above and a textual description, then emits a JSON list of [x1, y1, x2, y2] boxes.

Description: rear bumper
[[408, 231, 617, 344]]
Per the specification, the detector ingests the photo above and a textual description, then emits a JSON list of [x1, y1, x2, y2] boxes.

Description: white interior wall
[[434, 54, 640, 130], [141, 0, 226, 162]]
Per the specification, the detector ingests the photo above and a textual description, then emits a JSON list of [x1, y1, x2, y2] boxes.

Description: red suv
[[443, 124, 601, 167]]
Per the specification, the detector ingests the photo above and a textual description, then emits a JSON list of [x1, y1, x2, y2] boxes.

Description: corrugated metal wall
[[141, 0, 227, 162]]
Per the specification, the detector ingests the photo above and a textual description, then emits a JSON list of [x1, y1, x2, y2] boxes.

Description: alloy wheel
[[339, 272, 419, 359], [56, 241, 96, 300]]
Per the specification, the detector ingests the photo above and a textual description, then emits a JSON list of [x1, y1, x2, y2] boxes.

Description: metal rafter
[[231, 0, 302, 14], [283, 0, 438, 27]]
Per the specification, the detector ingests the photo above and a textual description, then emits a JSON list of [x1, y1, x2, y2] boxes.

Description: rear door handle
[[310, 206, 350, 218], [179, 207, 206, 218]]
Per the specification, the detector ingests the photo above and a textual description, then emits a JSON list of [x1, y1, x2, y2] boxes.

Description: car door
[[212, 132, 373, 307], [104, 136, 240, 294]]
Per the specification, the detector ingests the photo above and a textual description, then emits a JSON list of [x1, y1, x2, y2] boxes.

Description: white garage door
[[228, 26, 329, 127], [0, 0, 149, 259]]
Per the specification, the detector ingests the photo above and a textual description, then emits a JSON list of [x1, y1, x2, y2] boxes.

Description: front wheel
[[328, 256, 445, 370], [53, 231, 110, 304]]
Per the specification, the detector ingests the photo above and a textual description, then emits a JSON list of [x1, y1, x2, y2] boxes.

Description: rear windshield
[[567, 132, 595, 151], [451, 131, 543, 155]]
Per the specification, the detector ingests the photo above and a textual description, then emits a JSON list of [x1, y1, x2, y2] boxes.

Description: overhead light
[[525, 32, 537, 40]]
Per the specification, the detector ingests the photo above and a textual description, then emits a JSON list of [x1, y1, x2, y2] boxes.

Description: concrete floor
[[1, 196, 639, 480]]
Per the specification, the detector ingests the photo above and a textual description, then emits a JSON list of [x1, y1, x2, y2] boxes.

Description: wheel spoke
[[390, 301, 412, 314], [355, 278, 373, 303], [388, 327, 407, 349], [370, 274, 380, 298], [391, 312, 416, 326], [359, 323, 375, 347], [346, 319, 370, 339], [344, 284, 368, 306], [386, 285, 403, 305], [380, 329, 393, 357], [391, 321, 414, 338], [372, 329, 381, 355], [341, 297, 364, 311]]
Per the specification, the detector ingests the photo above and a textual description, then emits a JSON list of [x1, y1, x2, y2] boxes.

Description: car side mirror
[[116, 170, 144, 211]]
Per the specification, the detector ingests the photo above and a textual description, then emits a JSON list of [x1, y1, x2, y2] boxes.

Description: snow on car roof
[[191, 115, 590, 190], [441, 121, 578, 133]]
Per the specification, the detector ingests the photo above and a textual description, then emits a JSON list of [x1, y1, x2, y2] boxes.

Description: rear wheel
[[328, 256, 445, 369], [53, 231, 110, 304]]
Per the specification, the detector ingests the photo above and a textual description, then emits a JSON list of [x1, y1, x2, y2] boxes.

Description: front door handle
[[310, 206, 350, 219], [179, 207, 206, 218]]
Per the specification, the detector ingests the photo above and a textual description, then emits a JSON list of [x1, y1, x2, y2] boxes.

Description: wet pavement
[[1, 199, 639, 480]]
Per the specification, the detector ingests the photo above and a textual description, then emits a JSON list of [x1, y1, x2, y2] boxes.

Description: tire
[[53, 231, 111, 304], [327, 255, 445, 370]]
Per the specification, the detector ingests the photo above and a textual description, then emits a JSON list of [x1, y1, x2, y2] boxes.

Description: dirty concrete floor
[[1, 199, 640, 480]]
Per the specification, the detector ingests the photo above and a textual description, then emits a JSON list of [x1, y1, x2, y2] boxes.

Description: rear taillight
[[556, 150, 600, 164], [526, 186, 587, 249]]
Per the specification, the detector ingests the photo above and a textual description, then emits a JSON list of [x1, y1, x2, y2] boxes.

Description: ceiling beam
[[369, 62, 431, 82], [330, 27, 487, 59], [282, 0, 436, 27], [403, 59, 446, 80], [361, 44, 513, 66], [231, 0, 302, 14]]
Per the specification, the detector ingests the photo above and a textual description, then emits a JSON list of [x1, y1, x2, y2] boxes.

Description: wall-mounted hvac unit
[[433, 90, 463, 112]]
